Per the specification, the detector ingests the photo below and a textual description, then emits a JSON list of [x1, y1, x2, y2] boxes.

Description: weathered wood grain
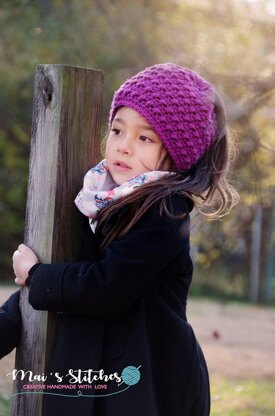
[[11, 64, 104, 415]]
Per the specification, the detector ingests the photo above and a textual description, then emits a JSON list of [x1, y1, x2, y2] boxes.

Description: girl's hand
[[13, 244, 39, 286]]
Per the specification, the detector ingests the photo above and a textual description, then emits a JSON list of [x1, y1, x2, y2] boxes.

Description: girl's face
[[105, 107, 171, 185]]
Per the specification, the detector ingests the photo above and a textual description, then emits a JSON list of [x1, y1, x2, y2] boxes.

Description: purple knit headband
[[109, 63, 217, 171]]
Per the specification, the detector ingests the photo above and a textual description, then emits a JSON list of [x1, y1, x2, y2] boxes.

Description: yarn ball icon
[[121, 366, 141, 386]]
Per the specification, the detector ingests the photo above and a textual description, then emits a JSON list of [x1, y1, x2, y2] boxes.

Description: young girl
[[1, 63, 238, 416]]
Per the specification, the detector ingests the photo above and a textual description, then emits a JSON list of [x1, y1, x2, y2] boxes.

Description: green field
[[211, 377, 275, 416], [1, 378, 275, 416]]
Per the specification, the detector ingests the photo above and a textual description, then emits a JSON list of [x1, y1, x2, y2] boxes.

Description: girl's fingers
[[12, 245, 24, 258], [13, 244, 29, 258], [14, 277, 24, 286], [12, 250, 20, 259]]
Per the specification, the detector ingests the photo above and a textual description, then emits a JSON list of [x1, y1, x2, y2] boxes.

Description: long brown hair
[[97, 92, 239, 251]]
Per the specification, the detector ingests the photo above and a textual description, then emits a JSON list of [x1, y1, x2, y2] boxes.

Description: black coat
[[0, 195, 210, 416]]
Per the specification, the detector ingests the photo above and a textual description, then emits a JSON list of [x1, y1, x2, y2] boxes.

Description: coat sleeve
[[0, 290, 21, 359], [27, 198, 191, 319]]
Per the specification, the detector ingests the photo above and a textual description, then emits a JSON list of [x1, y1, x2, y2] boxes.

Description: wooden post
[[11, 64, 104, 415]]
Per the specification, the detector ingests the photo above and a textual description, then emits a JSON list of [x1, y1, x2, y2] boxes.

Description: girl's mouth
[[113, 161, 132, 171]]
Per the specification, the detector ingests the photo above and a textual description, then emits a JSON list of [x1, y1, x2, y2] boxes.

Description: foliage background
[[0, 0, 274, 304]]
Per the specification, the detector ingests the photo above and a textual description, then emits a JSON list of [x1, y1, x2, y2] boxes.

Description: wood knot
[[42, 77, 53, 105]]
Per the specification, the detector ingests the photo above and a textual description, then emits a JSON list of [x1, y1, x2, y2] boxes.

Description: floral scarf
[[74, 159, 171, 232]]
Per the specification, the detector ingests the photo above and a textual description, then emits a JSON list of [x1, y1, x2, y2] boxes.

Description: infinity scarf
[[74, 159, 171, 232]]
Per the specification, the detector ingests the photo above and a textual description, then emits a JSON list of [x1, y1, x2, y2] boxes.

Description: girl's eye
[[139, 136, 153, 143], [111, 128, 120, 135]]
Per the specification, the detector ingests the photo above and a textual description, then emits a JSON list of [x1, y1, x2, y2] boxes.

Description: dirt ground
[[1, 286, 274, 398], [187, 298, 275, 382]]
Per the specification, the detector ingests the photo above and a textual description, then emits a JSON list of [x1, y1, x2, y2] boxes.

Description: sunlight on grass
[[211, 377, 275, 416], [1, 377, 274, 416]]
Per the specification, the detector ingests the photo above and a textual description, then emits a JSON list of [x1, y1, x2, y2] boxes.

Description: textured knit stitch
[[109, 63, 217, 171]]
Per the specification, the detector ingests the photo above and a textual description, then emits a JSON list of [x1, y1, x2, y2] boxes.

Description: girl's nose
[[117, 135, 132, 155]]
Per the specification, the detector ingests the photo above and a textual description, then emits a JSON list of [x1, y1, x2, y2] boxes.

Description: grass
[[211, 377, 275, 416], [1, 378, 274, 416]]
